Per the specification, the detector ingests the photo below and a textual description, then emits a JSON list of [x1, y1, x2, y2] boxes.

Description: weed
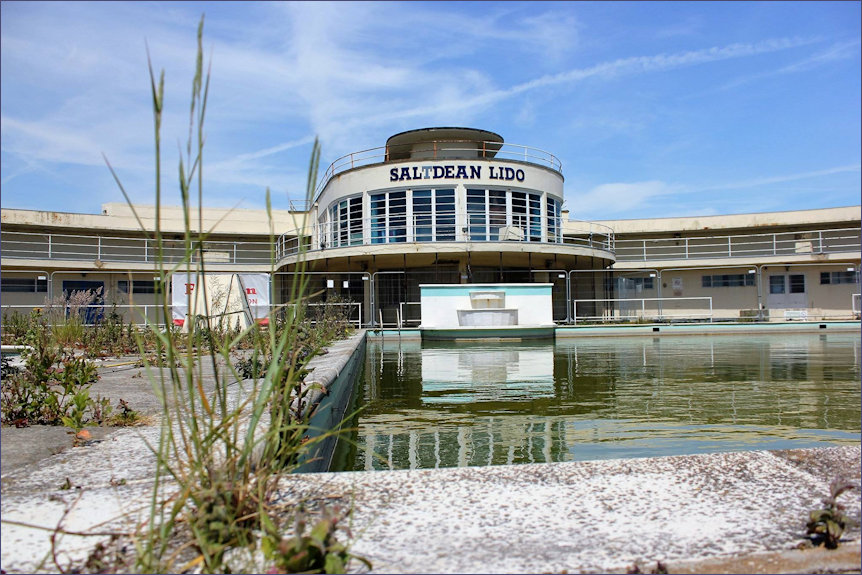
[[105, 399, 142, 426], [626, 560, 668, 574], [806, 476, 859, 548], [262, 504, 370, 574], [235, 355, 267, 380], [1, 355, 20, 378], [1, 316, 109, 433], [1, 310, 33, 343], [100, 16, 368, 574]]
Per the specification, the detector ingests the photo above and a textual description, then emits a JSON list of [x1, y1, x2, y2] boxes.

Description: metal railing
[[0, 301, 363, 329], [5, 224, 856, 269], [853, 293, 861, 317], [613, 227, 861, 262], [572, 297, 714, 324], [0, 303, 165, 326], [276, 213, 615, 260], [1, 230, 274, 265], [399, 302, 422, 327], [314, 139, 562, 198]]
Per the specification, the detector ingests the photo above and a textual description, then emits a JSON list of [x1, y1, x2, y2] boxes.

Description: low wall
[[419, 283, 553, 328], [296, 330, 367, 473], [556, 320, 861, 337]]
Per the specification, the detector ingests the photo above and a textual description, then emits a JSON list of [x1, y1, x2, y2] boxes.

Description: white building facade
[[1, 127, 860, 327]]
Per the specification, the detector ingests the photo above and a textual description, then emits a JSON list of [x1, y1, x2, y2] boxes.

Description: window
[[548, 197, 562, 242], [118, 280, 158, 294], [467, 188, 487, 241], [702, 274, 756, 288], [327, 196, 362, 247], [510, 191, 542, 241], [619, 277, 654, 290], [789, 274, 805, 294], [370, 191, 407, 244], [413, 188, 455, 242], [1, 277, 48, 293], [769, 275, 785, 294], [467, 189, 550, 242], [821, 271, 859, 285], [489, 190, 507, 240]]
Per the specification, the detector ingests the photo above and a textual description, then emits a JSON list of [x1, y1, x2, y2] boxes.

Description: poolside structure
[[1, 127, 860, 327]]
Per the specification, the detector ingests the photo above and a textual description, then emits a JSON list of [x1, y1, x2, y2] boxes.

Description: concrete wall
[[1, 203, 309, 237], [419, 283, 554, 328], [588, 205, 860, 235]]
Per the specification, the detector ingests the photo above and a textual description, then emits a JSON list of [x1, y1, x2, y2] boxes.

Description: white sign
[[171, 273, 270, 327]]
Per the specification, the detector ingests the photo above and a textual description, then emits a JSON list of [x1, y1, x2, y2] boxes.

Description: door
[[766, 274, 807, 313]]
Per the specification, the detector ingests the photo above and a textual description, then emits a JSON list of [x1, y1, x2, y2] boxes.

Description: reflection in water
[[333, 334, 861, 472]]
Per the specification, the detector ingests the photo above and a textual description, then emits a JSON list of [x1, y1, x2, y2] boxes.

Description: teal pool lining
[[367, 321, 861, 338], [419, 283, 553, 297]]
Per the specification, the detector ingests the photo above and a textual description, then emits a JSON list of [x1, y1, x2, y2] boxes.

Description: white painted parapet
[[419, 284, 553, 329]]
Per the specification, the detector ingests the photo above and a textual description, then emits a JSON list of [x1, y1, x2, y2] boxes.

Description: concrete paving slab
[[276, 446, 861, 574]]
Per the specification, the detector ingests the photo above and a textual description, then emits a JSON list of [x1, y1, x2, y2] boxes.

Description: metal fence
[[613, 227, 861, 262], [572, 297, 714, 324], [0, 301, 363, 330]]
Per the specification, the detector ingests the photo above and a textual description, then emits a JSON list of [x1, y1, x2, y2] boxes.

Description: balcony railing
[[0, 231, 274, 265], [3, 226, 858, 268], [612, 227, 861, 262], [313, 140, 562, 198], [275, 214, 615, 260]]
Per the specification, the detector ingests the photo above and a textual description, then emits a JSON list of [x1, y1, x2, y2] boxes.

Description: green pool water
[[331, 333, 861, 471]]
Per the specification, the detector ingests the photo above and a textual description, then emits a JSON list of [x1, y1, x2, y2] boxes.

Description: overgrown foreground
[[2, 16, 368, 574]]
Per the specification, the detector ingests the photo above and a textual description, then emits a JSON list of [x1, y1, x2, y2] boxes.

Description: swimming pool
[[331, 333, 861, 471]]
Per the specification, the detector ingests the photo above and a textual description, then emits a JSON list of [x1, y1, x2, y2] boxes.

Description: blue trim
[[420, 284, 553, 297]]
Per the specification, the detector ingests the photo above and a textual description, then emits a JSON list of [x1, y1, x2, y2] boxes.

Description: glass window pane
[[466, 189, 486, 241], [789, 274, 805, 294], [489, 190, 506, 240], [769, 275, 785, 294], [348, 197, 363, 245], [435, 189, 455, 241], [370, 193, 386, 244]]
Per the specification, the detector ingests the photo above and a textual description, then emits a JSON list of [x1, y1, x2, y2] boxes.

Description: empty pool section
[[1, 126, 860, 329]]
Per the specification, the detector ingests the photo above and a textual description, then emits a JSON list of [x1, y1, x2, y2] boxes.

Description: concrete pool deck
[[2, 328, 860, 573], [3, 423, 859, 573]]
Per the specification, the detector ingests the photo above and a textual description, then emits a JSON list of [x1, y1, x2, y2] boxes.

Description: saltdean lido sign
[[389, 164, 525, 183]]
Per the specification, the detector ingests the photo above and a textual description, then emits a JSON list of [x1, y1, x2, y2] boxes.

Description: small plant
[[806, 476, 859, 549], [60, 385, 92, 442], [235, 355, 267, 380], [106, 399, 142, 426], [2, 310, 33, 343], [1, 355, 20, 378], [262, 504, 371, 574], [1, 320, 107, 430], [627, 560, 668, 574]]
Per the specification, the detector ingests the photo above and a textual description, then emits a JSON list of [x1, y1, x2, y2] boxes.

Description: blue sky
[[1, 1, 860, 221]]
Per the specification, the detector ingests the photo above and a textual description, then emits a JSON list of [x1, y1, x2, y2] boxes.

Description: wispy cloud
[[695, 164, 861, 192], [322, 36, 820, 136], [717, 39, 861, 91], [570, 181, 681, 220], [573, 164, 861, 220]]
